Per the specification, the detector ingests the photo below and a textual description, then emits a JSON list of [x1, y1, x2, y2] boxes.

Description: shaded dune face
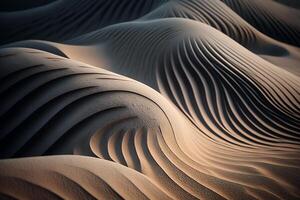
[[59, 19, 300, 145], [143, 0, 259, 48], [221, 0, 300, 47], [0, 48, 300, 199], [0, 0, 298, 48], [0, 0, 300, 200], [3, 0, 300, 75], [0, 0, 57, 12], [0, 48, 176, 159], [0, 0, 166, 45], [142, 0, 300, 61], [273, 0, 300, 9]]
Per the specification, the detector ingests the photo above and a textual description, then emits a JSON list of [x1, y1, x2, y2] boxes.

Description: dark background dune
[[274, 0, 300, 8], [0, 0, 56, 12]]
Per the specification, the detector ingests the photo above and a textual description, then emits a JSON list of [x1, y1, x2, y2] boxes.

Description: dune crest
[[0, 48, 299, 199]]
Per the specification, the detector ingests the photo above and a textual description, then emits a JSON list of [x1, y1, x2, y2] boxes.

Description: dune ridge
[[0, 47, 299, 199], [221, 0, 300, 47], [3, 0, 300, 75], [0, 0, 165, 45]]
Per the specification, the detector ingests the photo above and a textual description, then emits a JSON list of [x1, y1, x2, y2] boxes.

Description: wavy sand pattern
[[0, 1, 300, 200]]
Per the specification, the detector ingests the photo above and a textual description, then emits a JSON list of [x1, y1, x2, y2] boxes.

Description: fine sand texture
[[0, 1, 300, 200]]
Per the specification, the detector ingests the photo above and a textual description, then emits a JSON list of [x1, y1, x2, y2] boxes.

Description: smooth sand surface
[[0, 1, 300, 200]]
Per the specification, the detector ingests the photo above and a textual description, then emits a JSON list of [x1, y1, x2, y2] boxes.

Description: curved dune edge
[[65, 18, 300, 75], [0, 1, 300, 199], [221, 0, 300, 47], [4, 15, 300, 76], [2, 0, 300, 61], [0, 0, 165, 44], [0, 155, 172, 200], [0, 48, 300, 199], [11, 19, 300, 138]]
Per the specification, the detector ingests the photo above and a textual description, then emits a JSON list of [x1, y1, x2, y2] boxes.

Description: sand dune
[[221, 0, 300, 47], [274, 0, 300, 8], [3, 0, 300, 75], [0, 0, 56, 12], [0, 156, 171, 200], [0, 0, 164, 45], [0, 47, 299, 199], [0, 0, 300, 200], [0, 48, 179, 158]]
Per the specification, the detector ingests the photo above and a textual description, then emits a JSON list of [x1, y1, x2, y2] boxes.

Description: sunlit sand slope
[[0, 48, 299, 199]]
